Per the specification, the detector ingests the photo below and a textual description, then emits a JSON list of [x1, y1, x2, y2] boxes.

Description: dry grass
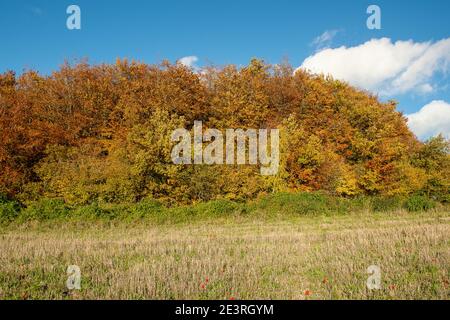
[[0, 210, 449, 300]]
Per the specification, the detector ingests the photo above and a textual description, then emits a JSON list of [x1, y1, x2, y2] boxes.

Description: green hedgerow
[[20, 198, 69, 221], [253, 192, 350, 216], [128, 198, 164, 218], [0, 200, 21, 223], [371, 196, 404, 212], [404, 195, 436, 212]]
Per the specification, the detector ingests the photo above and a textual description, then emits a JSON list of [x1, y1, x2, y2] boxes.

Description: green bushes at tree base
[[0, 192, 445, 225], [404, 195, 436, 212]]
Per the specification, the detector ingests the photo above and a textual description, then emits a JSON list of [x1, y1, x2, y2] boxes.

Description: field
[[0, 208, 449, 300]]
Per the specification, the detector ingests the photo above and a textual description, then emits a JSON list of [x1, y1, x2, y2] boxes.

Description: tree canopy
[[0, 59, 448, 205]]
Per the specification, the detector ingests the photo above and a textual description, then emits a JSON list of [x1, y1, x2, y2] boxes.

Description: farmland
[[0, 207, 448, 300]]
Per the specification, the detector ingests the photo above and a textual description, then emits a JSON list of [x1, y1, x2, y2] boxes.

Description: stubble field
[[0, 210, 449, 300]]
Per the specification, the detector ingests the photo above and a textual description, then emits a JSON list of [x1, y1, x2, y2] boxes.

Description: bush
[[129, 198, 164, 217], [192, 199, 239, 217], [144, 199, 241, 224], [0, 193, 9, 204], [0, 200, 21, 223], [21, 198, 69, 221], [72, 202, 112, 219], [0, 192, 444, 224], [128, 198, 164, 218], [404, 195, 436, 212], [371, 196, 404, 212], [253, 192, 349, 216]]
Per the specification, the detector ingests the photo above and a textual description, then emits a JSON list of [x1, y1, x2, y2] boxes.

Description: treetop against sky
[[0, 0, 449, 139]]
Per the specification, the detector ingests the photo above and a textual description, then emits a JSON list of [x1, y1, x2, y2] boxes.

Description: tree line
[[0, 58, 448, 206]]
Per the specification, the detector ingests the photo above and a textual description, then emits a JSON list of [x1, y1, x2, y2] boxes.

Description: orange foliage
[[0, 59, 447, 204]]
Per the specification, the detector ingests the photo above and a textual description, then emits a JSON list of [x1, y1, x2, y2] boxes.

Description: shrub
[[371, 196, 404, 212], [127, 198, 164, 219], [345, 196, 372, 211], [21, 198, 69, 221], [0, 200, 21, 223], [148, 199, 241, 224], [404, 195, 436, 212], [192, 199, 239, 217], [253, 192, 349, 216], [0, 193, 9, 204], [72, 202, 111, 219]]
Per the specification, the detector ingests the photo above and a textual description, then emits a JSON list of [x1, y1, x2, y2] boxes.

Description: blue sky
[[1, 0, 449, 138]]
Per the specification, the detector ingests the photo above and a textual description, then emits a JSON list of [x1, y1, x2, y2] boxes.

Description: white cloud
[[177, 56, 200, 72], [406, 100, 450, 140], [297, 38, 450, 95], [390, 39, 450, 94], [417, 83, 434, 94], [311, 30, 339, 50]]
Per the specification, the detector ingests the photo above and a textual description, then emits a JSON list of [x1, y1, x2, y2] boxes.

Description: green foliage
[[411, 135, 450, 202], [190, 199, 240, 217], [253, 192, 351, 216], [20, 199, 69, 221], [404, 195, 436, 212], [0, 193, 9, 203], [127, 198, 164, 219], [72, 202, 113, 220], [371, 196, 404, 212], [1, 192, 446, 225], [150, 199, 241, 224], [0, 200, 21, 223]]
